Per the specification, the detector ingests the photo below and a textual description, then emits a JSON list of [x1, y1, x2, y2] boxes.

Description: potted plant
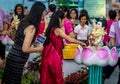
[[22, 55, 41, 84]]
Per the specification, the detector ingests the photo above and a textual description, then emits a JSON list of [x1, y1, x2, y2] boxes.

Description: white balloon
[[74, 45, 82, 64], [108, 47, 119, 66]]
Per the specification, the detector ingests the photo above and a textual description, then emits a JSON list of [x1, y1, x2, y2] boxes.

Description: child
[[74, 13, 90, 45]]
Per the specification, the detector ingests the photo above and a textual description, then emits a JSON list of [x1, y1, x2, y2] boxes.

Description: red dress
[[40, 28, 64, 84]]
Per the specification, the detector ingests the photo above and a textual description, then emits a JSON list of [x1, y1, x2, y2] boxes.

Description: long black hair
[[44, 10, 64, 45], [79, 13, 87, 21], [20, 1, 46, 36], [109, 10, 116, 20], [80, 9, 92, 24], [62, 6, 70, 19]]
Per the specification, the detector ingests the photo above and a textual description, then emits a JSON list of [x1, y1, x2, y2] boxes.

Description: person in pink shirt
[[62, 6, 75, 44], [64, 19, 74, 37], [103, 10, 117, 46]]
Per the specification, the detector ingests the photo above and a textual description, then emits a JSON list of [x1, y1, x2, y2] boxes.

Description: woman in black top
[[2, 1, 46, 84]]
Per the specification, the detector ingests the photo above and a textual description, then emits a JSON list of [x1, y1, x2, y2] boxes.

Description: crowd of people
[[0, 1, 120, 84]]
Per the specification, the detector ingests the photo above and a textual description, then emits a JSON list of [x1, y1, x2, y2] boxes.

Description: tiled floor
[[104, 66, 119, 84]]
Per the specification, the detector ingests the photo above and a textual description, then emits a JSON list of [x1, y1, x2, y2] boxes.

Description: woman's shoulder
[[64, 19, 72, 24], [19, 22, 34, 30], [24, 25, 35, 34], [25, 25, 35, 30], [54, 28, 63, 35]]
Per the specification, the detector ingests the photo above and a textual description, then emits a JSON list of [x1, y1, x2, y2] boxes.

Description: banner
[[84, 0, 106, 18], [58, 0, 78, 6]]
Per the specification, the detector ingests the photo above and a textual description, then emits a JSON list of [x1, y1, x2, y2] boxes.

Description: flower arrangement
[[64, 66, 89, 84], [0, 60, 5, 79], [0, 67, 4, 79]]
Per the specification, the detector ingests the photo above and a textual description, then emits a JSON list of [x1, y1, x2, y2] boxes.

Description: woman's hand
[[80, 42, 87, 47], [36, 46, 44, 52], [0, 30, 7, 35], [2, 31, 7, 35]]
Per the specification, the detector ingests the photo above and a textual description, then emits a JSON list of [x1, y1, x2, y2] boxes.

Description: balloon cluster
[[74, 46, 119, 67]]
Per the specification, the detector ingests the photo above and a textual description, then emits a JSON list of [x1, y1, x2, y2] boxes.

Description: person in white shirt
[[74, 13, 90, 45]]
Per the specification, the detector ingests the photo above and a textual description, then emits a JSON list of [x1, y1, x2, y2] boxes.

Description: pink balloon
[[96, 48, 108, 60], [110, 47, 118, 60], [82, 48, 93, 59]]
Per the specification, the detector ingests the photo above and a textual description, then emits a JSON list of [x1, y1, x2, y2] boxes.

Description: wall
[[0, 0, 23, 14]]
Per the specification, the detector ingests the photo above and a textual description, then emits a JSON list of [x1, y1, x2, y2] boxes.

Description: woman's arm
[[55, 28, 86, 46], [69, 32, 75, 38], [3, 22, 8, 31], [22, 25, 44, 53], [74, 33, 77, 39], [110, 37, 115, 46], [0, 22, 8, 35]]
